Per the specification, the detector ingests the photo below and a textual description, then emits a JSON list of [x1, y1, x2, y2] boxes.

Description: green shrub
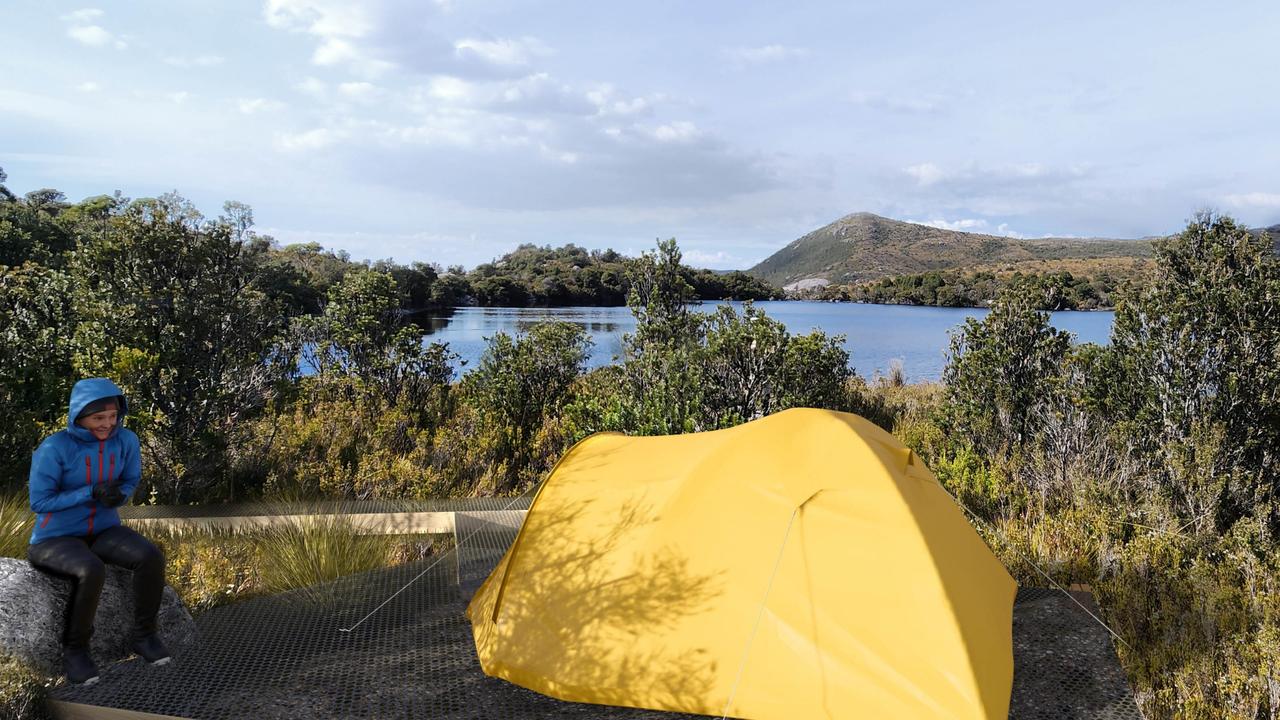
[[943, 286, 1072, 457], [1108, 212, 1280, 533], [463, 321, 590, 493]]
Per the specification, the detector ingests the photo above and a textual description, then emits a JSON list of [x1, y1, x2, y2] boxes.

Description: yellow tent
[[466, 407, 1017, 719]]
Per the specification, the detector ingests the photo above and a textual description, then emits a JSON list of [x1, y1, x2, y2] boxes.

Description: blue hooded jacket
[[28, 378, 142, 545]]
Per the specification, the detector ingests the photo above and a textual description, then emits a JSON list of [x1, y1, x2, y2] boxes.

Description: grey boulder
[[0, 556, 197, 676]]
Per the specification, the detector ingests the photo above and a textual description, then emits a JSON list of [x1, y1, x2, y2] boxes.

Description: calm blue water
[[418, 301, 1114, 383]]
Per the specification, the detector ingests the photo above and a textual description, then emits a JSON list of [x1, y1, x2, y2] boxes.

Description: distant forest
[[0, 171, 1191, 314], [0, 170, 780, 313], [799, 267, 1134, 310]]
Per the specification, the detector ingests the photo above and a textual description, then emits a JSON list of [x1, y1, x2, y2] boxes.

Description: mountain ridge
[[747, 212, 1157, 289]]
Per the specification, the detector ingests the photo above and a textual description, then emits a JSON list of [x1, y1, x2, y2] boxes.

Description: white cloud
[[454, 37, 550, 68], [905, 217, 1028, 238], [238, 97, 285, 114], [164, 54, 225, 68], [276, 127, 344, 151], [76, 81, 100, 92], [900, 161, 1088, 192], [295, 77, 327, 98], [168, 91, 191, 104], [264, 0, 394, 77], [650, 121, 701, 143], [263, 0, 374, 38], [262, 0, 551, 79], [724, 44, 808, 66], [67, 25, 111, 47], [426, 76, 474, 103], [282, 107, 774, 211], [996, 223, 1028, 239], [904, 162, 945, 186], [338, 81, 382, 102], [260, 226, 476, 265], [1222, 192, 1280, 209], [247, 2, 775, 212], [850, 91, 947, 114], [414, 73, 595, 116], [908, 217, 988, 231], [60, 8, 103, 23], [62, 8, 126, 49], [585, 84, 659, 117], [682, 248, 753, 269]]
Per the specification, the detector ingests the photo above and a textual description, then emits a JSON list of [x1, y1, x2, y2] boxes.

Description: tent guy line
[[720, 504, 801, 720], [337, 491, 531, 634], [939, 483, 1133, 652]]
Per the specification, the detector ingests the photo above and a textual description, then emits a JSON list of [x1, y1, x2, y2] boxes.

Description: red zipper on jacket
[[86, 441, 105, 535], [83, 455, 93, 534]]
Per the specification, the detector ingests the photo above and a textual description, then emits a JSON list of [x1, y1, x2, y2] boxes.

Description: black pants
[[27, 525, 166, 650]]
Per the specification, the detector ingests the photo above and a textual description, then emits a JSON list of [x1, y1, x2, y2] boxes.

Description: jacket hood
[[67, 378, 129, 442]]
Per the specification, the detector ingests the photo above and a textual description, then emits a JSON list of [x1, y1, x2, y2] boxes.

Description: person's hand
[[103, 483, 126, 507], [92, 483, 126, 507]]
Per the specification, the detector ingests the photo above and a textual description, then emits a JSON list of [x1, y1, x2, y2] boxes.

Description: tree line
[[798, 267, 1130, 310]]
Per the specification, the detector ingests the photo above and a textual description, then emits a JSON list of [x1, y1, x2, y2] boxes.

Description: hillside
[[748, 212, 1155, 289]]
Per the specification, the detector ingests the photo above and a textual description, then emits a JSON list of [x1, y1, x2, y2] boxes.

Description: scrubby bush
[[463, 321, 591, 493], [700, 301, 851, 427], [943, 286, 1072, 458], [1108, 212, 1280, 534]]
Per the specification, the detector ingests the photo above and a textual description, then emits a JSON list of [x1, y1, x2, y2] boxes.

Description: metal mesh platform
[[52, 502, 1142, 719]]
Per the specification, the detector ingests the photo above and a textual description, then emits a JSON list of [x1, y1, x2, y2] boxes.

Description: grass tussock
[[0, 493, 34, 560], [0, 653, 54, 720]]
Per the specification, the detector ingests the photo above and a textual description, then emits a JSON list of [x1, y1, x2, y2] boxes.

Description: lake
[[417, 301, 1113, 383]]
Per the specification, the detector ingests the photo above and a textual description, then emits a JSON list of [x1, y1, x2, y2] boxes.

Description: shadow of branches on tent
[[469, 494, 726, 715]]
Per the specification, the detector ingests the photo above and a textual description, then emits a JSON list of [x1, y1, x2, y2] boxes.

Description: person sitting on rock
[[27, 377, 171, 686]]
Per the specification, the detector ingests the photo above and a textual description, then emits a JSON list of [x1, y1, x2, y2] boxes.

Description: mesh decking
[[52, 500, 1142, 719]]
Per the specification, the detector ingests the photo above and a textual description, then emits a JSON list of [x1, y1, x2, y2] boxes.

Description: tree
[[0, 263, 76, 490], [70, 193, 293, 502], [0, 184, 76, 268], [1108, 212, 1280, 532], [299, 269, 456, 421], [699, 300, 851, 426], [943, 286, 1072, 457], [617, 239, 706, 434], [430, 272, 471, 307], [464, 321, 591, 492], [700, 301, 791, 426]]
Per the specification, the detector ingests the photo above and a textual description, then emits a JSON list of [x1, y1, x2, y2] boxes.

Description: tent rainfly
[[467, 407, 1017, 719]]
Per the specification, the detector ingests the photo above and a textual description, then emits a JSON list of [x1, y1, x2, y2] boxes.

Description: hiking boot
[[63, 646, 100, 685], [131, 633, 171, 665]]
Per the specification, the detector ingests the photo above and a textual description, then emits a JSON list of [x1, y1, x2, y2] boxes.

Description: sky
[[2, 0, 1278, 270]]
